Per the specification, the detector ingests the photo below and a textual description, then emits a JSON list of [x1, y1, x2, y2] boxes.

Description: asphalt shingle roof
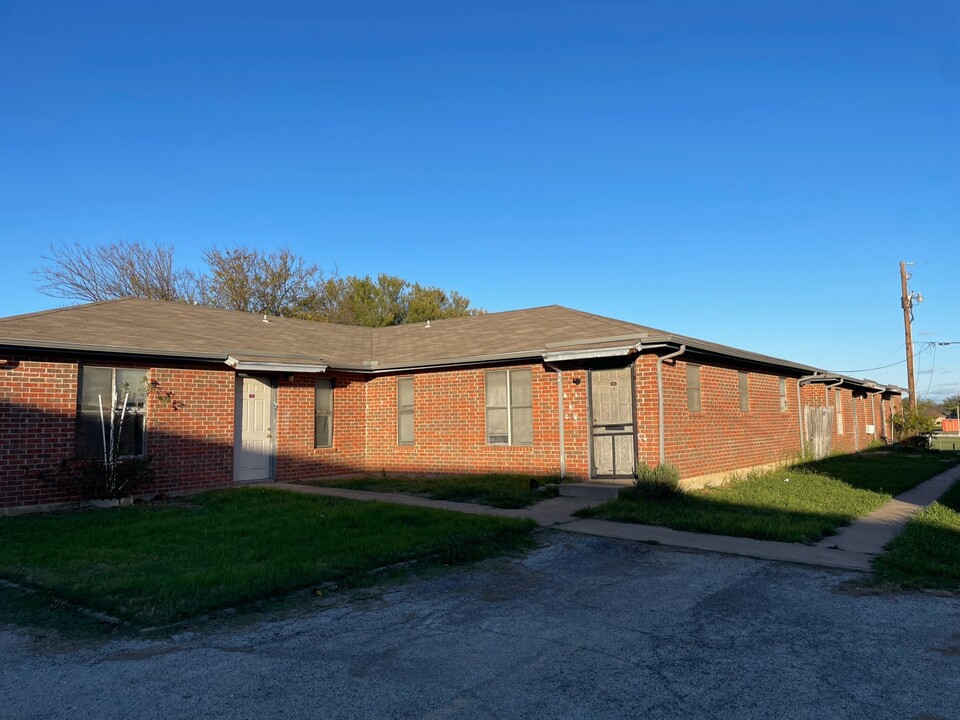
[[0, 298, 903, 389]]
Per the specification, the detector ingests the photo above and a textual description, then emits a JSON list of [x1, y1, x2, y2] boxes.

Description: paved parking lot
[[2, 533, 958, 720]]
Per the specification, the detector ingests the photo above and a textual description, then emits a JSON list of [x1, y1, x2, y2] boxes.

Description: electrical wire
[[924, 342, 937, 399], [834, 342, 932, 374]]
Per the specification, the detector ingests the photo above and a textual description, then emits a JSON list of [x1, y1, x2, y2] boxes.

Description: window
[[779, 378, 788, 413], [77, 366, 148, 459], [315, 379, 334, 448], [397, 377, 414, 445], [485, 369, 532, 445], [686, 365, 702, 412], [738, 372, 749, 412], [835, 389, 844, 435]]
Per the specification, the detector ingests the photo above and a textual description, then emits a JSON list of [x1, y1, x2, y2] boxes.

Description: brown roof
[[0, 297, 896, 388]]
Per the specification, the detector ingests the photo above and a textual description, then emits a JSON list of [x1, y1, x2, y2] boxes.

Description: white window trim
[[397, 377, 414, 445], [315, 379, 334, 448], [485, 369, 533, 446]]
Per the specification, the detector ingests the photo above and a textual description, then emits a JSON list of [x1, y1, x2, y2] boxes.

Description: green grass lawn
[[305, 473, 558, 509], [577, 451, 960, 543], [0, 488, 534, 628], [874, 476, 960, 590]]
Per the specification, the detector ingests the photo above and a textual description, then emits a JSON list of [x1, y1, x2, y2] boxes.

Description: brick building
[[0, 299, 903, 511]]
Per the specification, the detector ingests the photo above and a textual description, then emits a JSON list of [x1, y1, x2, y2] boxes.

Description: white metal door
[[235, 377, 274, 482]]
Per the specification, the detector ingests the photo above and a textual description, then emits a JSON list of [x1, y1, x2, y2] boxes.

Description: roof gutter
[[225, 356, 329, 374], [0, 338, 226, 363], [541, 345, 638, 363]]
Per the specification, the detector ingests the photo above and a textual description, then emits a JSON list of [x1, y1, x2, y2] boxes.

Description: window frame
[[397, 377, 415, 445], [77, 365, 149, 459], [686, 364, 702, 413], [314, 379, 334, 448], [738, 372, 750, 413], [485, 369, 533, 446]]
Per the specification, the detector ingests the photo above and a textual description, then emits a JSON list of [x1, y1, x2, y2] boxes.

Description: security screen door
[[589, 367, 636, 478]]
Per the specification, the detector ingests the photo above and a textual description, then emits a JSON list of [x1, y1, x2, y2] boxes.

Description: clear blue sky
[[1, 1, 957, 400]]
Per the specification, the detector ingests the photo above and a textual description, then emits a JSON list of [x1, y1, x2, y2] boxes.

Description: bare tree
[[200, 246, 324, 316], [34, 241, 196, 302]]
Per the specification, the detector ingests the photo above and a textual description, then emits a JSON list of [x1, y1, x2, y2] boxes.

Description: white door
[[235, 377, 274, 482]]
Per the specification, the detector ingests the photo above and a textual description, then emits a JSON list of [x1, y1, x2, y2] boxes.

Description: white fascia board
[[541, 345, 638, 363]]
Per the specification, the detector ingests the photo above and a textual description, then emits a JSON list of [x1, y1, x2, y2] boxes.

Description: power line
[[924, 342, 937, 398], [834, 342, 932, 374]]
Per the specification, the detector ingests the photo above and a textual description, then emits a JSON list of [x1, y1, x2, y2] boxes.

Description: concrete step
[[558, 482, 631, 500]]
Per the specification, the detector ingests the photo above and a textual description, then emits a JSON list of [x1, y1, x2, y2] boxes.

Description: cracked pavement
[[2, 533, 958, 719]]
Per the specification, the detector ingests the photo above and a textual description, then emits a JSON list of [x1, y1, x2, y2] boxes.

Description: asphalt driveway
[[2, 533, 958, 720]]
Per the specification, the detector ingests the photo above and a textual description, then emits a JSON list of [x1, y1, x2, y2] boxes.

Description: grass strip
[[577, 451, 960, 544], [873, 476, 960, 590], [0, 488, 534, 627], [306, 473, 558, 509]]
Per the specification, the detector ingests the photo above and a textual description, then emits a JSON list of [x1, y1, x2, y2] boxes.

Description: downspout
[[796, 379, 805, 460], [656, 345, 686, 464], [853, 395, 860, 451], [544, 362, 565, 480]]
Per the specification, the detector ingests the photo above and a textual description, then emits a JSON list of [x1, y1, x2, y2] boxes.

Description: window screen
[[686, 365, 701, 412], [397, 377, 414, 445], [779, 378, 788, 412], [315, 379, 334, 448], [738, 372, 749, 413]]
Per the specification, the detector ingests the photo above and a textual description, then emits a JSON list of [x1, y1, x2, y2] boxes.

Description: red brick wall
[[275, 372, 367, 480], [800, 384, 898, 454], [147, 365, 235, 495], [362, 364, 571, 478], [0, 356, 238, 509], [638, 354, 804, 479], [0, 356, 78, 508], [0, 348, 908, 510]]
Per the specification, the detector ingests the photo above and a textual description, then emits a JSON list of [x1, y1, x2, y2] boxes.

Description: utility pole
[[900, 261, 922, 410]]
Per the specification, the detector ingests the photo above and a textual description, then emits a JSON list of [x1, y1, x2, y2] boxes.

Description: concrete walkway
[[267, 464, 960, 573]]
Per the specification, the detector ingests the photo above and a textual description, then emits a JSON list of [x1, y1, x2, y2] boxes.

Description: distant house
[[0, 298, 903, 512]]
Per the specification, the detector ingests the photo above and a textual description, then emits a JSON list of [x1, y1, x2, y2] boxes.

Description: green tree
[[916, 398, 942, 419], [939, 394, 960, 416], [313, 274, 481, 327], [890, 408, 937, 447]]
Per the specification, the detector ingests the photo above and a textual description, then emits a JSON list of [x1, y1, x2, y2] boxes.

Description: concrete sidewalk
[[268, 463, 960, 573]]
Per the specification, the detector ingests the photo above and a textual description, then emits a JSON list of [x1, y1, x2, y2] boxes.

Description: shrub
[[634, 462, 682, 499], [891, 408, 937, 449], [56, 456, 154, 501]]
